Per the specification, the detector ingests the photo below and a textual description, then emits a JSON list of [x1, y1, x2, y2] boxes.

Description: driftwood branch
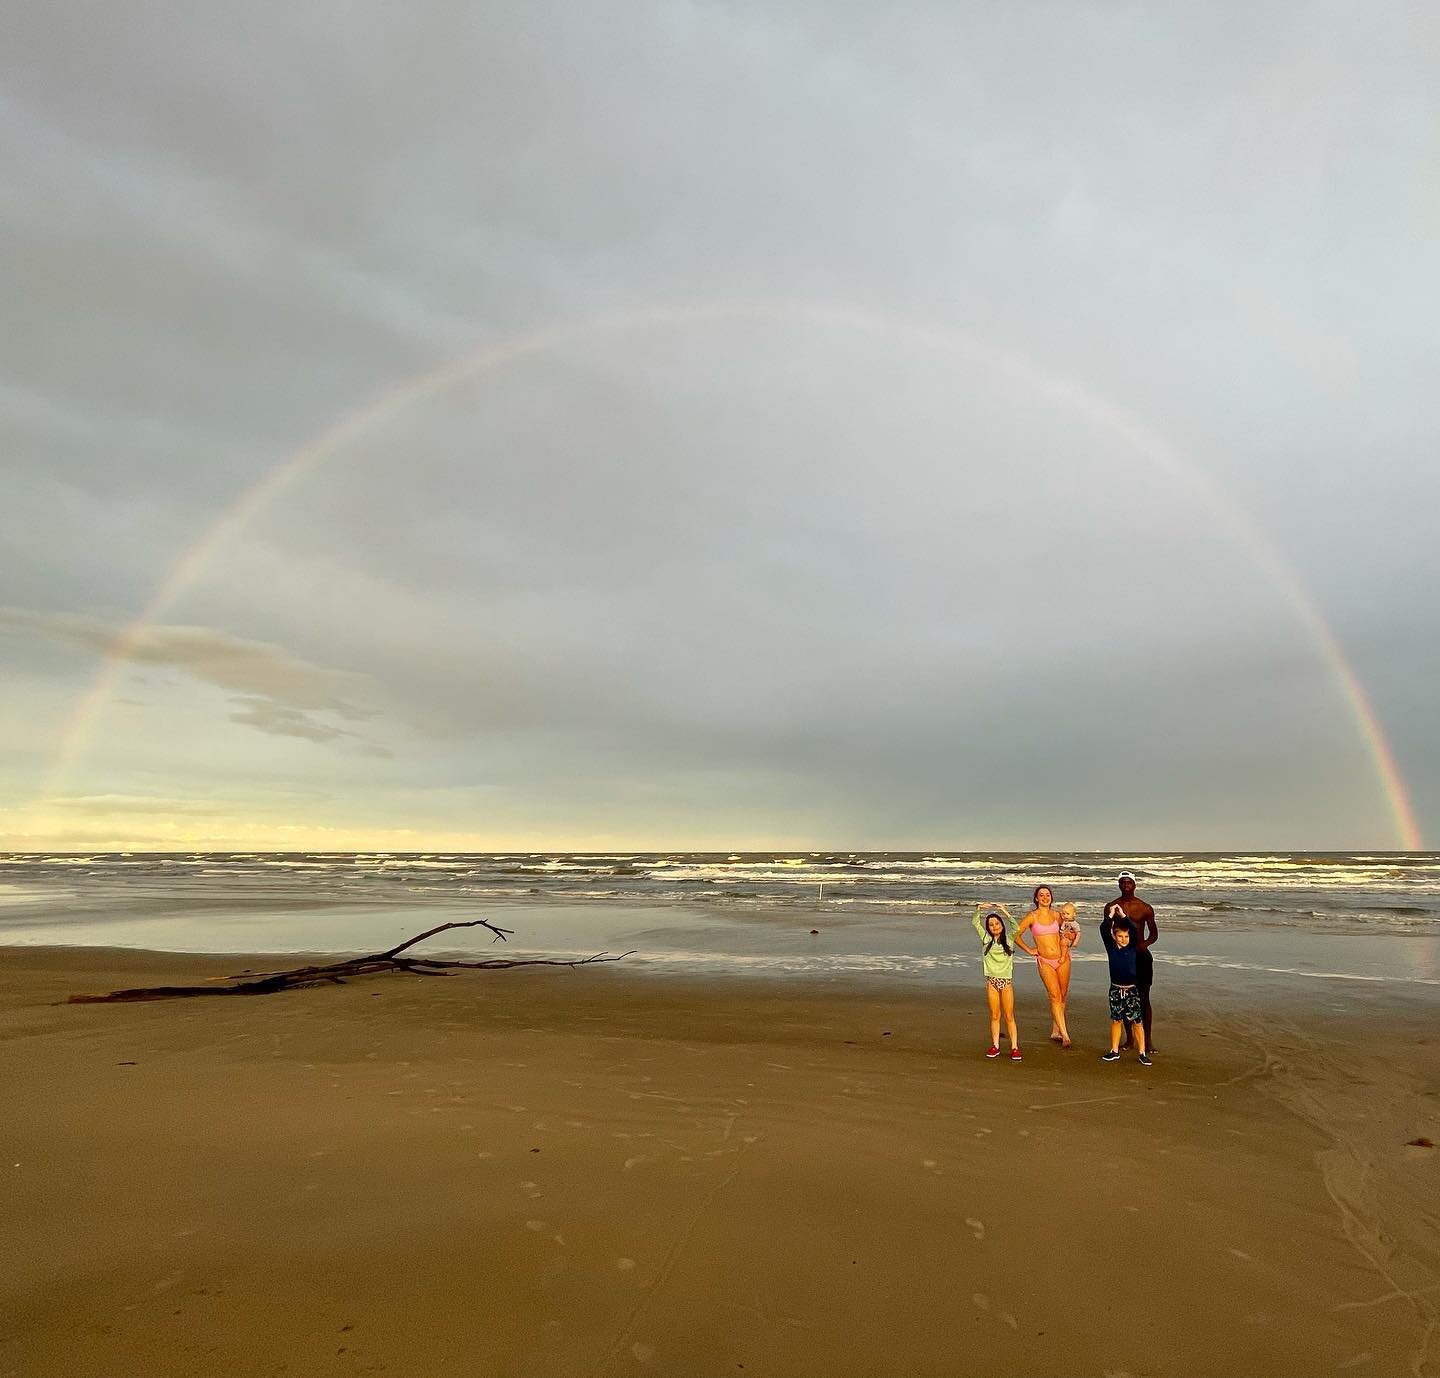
[[66, 919, 634, 1004]]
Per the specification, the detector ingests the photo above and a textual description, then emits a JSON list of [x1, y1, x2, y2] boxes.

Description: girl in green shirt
[[971, 903, 1022, 1061]]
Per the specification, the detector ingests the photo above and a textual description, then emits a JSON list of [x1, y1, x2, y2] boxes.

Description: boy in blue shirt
[[1099, 911, 1152, 1066]]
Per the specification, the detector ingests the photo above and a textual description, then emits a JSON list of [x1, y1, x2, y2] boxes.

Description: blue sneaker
[[1101, 1050, 1120, 1062]]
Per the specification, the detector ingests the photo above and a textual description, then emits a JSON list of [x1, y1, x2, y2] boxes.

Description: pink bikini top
[[1031, 919, 1061, 936]]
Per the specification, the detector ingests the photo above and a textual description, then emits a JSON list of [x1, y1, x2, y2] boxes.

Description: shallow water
[[2, 851, 1437, 989], [2, 849, 1439, 924]]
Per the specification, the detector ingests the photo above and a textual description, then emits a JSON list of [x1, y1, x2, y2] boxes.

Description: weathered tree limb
[[66, 918, 634, 1004]]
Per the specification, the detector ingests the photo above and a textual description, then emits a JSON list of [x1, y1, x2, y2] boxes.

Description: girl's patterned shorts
[[986, 975, 1012, 991], [1108, 983, 1143, 1023]]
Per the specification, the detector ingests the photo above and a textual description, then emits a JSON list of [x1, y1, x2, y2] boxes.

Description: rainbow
[[37, 297, 1423, 849]]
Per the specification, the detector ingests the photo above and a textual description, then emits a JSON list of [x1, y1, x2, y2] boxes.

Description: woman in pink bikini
[[1013, 885, 1079, 1047]]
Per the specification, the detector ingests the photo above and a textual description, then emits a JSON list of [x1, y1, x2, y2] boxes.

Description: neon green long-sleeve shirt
[[972, 906, 1018, 979]]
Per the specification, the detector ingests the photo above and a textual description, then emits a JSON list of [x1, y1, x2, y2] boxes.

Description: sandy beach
[[2, 946, 1437, 1378]]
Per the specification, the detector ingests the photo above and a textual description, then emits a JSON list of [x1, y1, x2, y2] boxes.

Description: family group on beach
[[969, 870, 1156, 1065]]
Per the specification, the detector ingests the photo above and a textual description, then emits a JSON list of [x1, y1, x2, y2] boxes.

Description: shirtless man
[[1105, 870, 1157, 1051]]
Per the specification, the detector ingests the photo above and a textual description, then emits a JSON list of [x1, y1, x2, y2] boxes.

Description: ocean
[[3, 850, 1438, 989]]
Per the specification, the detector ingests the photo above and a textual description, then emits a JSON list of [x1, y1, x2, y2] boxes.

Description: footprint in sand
[[524, 1220, 547, 1233], [617, 1258, 636, 1272], [965, 1218, 985, 1240], [971, 1293, 990, 1312], [922, 1159, 939, 1171], [1337, 1353, 1373, 1370], [631, 1342, 655, 1365], [999, 1311, 1018, 1329]]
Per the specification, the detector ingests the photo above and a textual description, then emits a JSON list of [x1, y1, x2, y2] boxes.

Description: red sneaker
[[1009, 1048, 1023, 1062], [985, 1045, 1000, 1059]]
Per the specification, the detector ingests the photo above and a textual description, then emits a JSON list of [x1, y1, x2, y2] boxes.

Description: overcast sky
[[2, 2, 1437, 852]]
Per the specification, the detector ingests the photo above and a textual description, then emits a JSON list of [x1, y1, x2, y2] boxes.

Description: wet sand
[[2, 946, 1437, 1378]]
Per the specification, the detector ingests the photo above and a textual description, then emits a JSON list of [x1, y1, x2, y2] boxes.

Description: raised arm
[[971, 906, 988, 942]]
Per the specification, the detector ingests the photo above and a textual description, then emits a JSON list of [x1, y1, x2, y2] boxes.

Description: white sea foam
[[2, 852, 1436, 949]]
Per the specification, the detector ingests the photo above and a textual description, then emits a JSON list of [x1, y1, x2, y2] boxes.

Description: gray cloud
[[0, 607, 389, 756], [1, 3, 1436, 845], [228, 697, 392, 758], [45, 793, 224, 815], [0, 608, 369, 713]]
